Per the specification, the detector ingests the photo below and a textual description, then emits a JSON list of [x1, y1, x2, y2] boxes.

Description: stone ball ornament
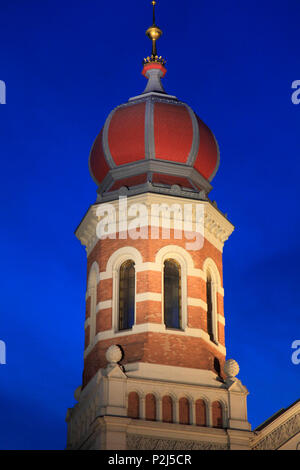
[[224, 359, 240, 378], [105, 344, 123, 364]]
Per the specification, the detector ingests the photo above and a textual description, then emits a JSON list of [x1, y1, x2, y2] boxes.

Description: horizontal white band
[[136, 292, 162, 302]]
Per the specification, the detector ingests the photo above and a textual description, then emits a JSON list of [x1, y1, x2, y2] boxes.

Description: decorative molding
[[204, 209, 232, 244], [252, 412, 300, 450], [75, 195, 234, 256], [98, 161, 212, 199], [126, 434, 228, 450], [75, 205, 99, 256], [129, 91, 178, 103]]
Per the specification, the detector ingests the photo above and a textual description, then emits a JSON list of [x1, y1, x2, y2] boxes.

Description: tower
[[66, 2, 252, 450]]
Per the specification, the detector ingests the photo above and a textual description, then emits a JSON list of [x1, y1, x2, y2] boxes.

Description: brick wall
[[83, 231, 226, 387]]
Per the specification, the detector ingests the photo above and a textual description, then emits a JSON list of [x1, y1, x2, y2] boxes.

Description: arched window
[[119, 260, 135, 330], [162, 396, 173, 423], [212, 401, 223, 428], [179, 397, 190, 425], [145, 394, 156, 421], [128, 392, 139, 419], [164, 259, 181, 329], [89, 270, 97, 344], [195, 399, 207, 426], [206, 272, 214, 341]]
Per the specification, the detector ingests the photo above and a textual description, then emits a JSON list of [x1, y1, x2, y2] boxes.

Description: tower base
[[66, 358, 252, 450]]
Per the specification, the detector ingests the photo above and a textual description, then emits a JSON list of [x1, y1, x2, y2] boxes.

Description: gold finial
[[152, 1, 157, 25], [144, 0, 165, 65]]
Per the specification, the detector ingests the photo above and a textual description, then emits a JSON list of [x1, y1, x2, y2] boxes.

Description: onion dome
[[89, 1, 219, 200]]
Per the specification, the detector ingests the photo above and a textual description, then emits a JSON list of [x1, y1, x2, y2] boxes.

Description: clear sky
[[0, 0, 299, 449]]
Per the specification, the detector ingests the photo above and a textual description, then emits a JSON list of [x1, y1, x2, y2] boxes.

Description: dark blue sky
[[0, 0, 299, 449]]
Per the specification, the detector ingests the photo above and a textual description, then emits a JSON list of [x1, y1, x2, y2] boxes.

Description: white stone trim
[[136, 262, 162, 273], [203, 257, 221, 344], [187, 297, 207, 310], [136, 292, 162, 302], [106, 246, 144, 277], [155, 244, 194, 272], [96, 300, 112, 312], [203, 258, 222, 287], [99, 271, 113, 281], [76, 194, 234, 258], [218, 314, 225, 326], [218, 286, 224, 296], [87, 263, 99, 345], [99, 263, 209, 281], [87, 261, 100, 292], [189, 268, 206, 280]]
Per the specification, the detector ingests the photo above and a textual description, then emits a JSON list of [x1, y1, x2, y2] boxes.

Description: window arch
[[145, 394, 156, 421], [162, 396, 173, 423], [119, 260, 135, 331], [212, 401, 223, 428], [127, 392, 139, 419], [164, 259, 181, 329], [195, 399, 207, 426], [179, 397, 190, 425]]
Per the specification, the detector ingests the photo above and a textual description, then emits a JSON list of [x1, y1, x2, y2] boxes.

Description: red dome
[[89, 68, 219, 196]]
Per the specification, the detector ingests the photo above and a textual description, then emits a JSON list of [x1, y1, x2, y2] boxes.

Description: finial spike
[[152, 1, 156, 25], [144, 0, 165, 66]]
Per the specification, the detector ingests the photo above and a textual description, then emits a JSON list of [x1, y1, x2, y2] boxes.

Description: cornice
[[251, 403, 300, 450], [75, 194, 234, 255]]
